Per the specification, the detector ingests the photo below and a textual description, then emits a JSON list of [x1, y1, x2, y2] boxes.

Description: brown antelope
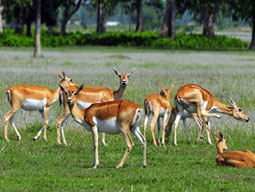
[[143, 84, 174, 146], [4, 71, 75, 141], [57, 68, 135, 145], [215, 132, 255, 168], [173, 84, 249, 146], [59, 84, 146, 169], [166, 104, 204, 142]]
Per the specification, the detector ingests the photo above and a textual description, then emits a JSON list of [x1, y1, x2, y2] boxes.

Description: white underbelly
[[159, 108, 166, 117], [21, 99, 46, 111], [74, 118, 92, 131], [94, 117, 120, 134], [77, 101, 92, 109]]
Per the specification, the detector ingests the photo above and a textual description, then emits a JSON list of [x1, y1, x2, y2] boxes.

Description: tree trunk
[[15, 19, 24, 34], [26, 20, 32, 37], [60, 0, 82, 36], [135, 0, 143, 32], [202, 14, 215, 39], [249, 2, 255, 50], [200, 0, 222, 39], [34, 0, 41, 58], [160, 0, 176, 40], [0, 0, 3, 33], [96, 0, 105, 34]]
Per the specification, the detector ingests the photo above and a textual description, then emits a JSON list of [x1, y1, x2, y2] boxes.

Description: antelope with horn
[[59, 84, 146, 169], [215, 132, 255, 168], [143, 84, 174, 146], [172, 84, 249, 146], [4, 71, 75, 141], [57, 68, 135, 145]]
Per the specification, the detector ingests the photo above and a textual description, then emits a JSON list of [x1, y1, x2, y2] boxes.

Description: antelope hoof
[[174, 143, 177, 146], [216, 115, 221, 119], [92, 164, 98, 169], [207, 141, 212, 145], [17, 136, 21, 141], [116, 164, 123, 169], [102, 142, 108, 147], [33, 137, 37, 141], [5, 138, 10, 142], [143, 165, 146, 168], [43, 137, 48, 142]]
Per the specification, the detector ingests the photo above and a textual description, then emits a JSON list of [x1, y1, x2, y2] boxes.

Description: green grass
[[0, 47, 255, 191]]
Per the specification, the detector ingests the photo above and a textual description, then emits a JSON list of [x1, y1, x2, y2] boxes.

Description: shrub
[[0, 28, 248, 50]]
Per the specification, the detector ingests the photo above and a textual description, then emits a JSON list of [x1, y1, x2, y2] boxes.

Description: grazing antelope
[[59, 84, 146, 169], [165, 104, 204, 142], [143, 84, 174, 146], [4, 71, 75, 141], [173, 84, 249, 146], [215, 132, 255, 168], [57, 68, 135, 145]]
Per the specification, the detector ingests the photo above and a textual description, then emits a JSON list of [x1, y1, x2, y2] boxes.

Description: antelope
[[143, 84, 174, 146], [57, 68, 135, 145], [4, 71, 75, 141], [59, 84, 146, 169], [166, 104, 204, 142], [215, 132, 255, 168], [172, 84, 249, 146]]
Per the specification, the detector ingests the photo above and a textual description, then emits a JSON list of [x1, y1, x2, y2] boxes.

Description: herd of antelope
[[4, 69, 255, 169]]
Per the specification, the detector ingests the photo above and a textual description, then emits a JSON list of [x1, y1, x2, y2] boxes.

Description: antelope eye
[[70, 79, 72, 82], [118, 75, 121, 78], [238, 108, 242, 112], [127, 75, 130, 78]]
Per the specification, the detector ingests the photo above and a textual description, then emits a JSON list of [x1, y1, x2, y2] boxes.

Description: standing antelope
[[215, 132, 255, 168], [57, 68, 135, 145], [173, 84, 249, 146], [165, 104, 205, 142], [143, 84, 174, 146], [4, 71, 75, 141], [59, 84, 146, 169]]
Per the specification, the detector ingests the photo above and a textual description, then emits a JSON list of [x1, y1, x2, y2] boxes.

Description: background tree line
[[0, 0, 254, 50]]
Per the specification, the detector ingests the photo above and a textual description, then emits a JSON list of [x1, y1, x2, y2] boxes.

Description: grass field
[[1, 47, 255, 191]]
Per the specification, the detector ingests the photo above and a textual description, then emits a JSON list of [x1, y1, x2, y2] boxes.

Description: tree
[[160, 0, 176, 39], [34, 0, 41, 58], [135, 0, 143, 31], [228, 0, 255, 50], [96, 0, 105, 33], [0, 0, 3, 33], [177, 0, 223, 39], [60, 0, 83, 36]]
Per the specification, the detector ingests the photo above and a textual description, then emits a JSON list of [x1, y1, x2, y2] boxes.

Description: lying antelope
[[57, 68, 135, 145], [166, 104, 204, 142], [59, 84, 146, 169], [173, 84, 249, 145], [215, 132, 255, 168], [143, 84, 174, 146], [4, 71, 75, 141]]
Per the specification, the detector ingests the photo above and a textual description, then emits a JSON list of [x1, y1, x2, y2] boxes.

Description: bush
[[0, 28, 248, 49]]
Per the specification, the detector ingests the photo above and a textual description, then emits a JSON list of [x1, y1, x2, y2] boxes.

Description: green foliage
[[0, 29, 248, 49]]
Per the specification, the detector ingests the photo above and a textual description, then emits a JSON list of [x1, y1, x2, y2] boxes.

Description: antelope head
[[229, 98, 250, 122], [113, 68, 136, 87]]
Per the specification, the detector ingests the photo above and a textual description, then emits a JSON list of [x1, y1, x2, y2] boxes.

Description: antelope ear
[[62, 71, 66, 80], [219, 132, 223, 141], [158, 83, 165, 91], [75, 84, 83, 95], [213, 134, 219, 141], [169, 84, 174, 92], [127, 68, 136, 76], [229, 97, 237, 109], [56, 70, 63, 79], [59, 84, 67, 95], [113, 68, 121, 77]]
